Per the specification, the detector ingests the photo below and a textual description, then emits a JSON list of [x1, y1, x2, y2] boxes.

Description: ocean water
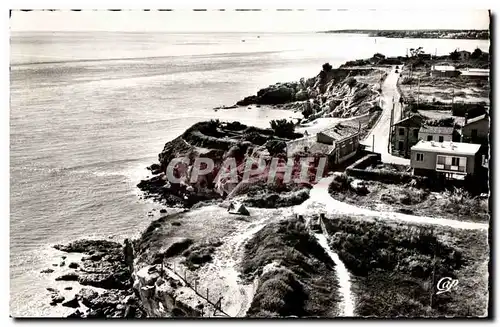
[[9, 31, 489, 317]]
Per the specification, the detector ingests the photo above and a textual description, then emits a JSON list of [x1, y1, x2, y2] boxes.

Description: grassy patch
[[182, 239, 224, 270], [329, 177, 489, 222], [243, 217, 340, 317], [323, 215, 489, 317]]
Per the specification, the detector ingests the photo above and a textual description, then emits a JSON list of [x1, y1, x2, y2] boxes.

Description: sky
[[10, 9, 490, 32]]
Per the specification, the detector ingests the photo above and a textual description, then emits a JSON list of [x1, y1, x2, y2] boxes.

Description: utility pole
[[372, 134, 375, 153], [417, 77, 421, 107], [388, 102, 394, 153]]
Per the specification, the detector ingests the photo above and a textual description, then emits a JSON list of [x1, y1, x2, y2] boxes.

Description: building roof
[[411, 140, 481, 156], [432, 65, 456, 71], [460, 69, 490, 77], [318, 123, 359, 141], [464, 114, 488, 126], [419, 125, 454, 135], [457, 50, 471, 54], [393, 115, 423, 128], [286, 136, 335, 157]]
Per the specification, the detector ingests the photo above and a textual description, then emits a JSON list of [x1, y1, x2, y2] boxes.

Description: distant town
[[321, 29, 490, 40]]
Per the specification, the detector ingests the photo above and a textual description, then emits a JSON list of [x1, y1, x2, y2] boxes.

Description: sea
[[9, 31, 490, 317]]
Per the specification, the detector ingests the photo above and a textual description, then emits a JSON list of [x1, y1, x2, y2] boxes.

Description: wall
[[391, 126, 419, 157], [462, 118, 489, 142], [418, 131, 452, 142], [411, 150, 477, 175], [337, 134, 359, 163], [317, 132, 334, 145]]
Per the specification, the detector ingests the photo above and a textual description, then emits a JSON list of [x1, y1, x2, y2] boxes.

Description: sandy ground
[[161, 205, 295, 317]]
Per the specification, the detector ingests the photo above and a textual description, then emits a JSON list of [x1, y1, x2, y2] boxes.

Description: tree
[[265, 139, 287, 156], [302, 102, 314, 119], [449, 50, 460, 61], [322, 62, 333, 72], [270, 119, 295, 138], [471, 47, 483, 59]]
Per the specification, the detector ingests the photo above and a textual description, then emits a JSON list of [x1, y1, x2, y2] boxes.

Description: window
[[427, 135, 433, 141], [437, 156, 445, 164], [399, 128, 405, 136], [471, 129, 478, 138], [452, 157, 460, 166], [416, 153, 424, 161], [438, 136, 444, 142], [413, 129, 419, 138], [398, 141, 404, 150]]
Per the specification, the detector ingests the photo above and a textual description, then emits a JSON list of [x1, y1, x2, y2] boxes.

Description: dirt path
[[296, 176, 488, 230], [360, 66, 410, 165], [313, 233, 355, 317], [193, 207, 292, 317]]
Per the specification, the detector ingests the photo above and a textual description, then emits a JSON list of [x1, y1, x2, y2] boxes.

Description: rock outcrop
[[235, 63, 386, 120]]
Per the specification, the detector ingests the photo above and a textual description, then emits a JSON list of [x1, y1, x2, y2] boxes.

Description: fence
[[160, 261, 231, 318]]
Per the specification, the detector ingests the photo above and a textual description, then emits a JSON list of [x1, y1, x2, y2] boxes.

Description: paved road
[[360, 66, 410, 165]]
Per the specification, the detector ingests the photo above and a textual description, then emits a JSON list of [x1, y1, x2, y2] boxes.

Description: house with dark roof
[[391, 115, 424, 158], [286, 122, 361, 169], [462, 114, 489, 144]]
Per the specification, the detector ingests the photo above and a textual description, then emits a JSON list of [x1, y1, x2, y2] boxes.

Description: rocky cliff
[[236, 64, 387, 120]]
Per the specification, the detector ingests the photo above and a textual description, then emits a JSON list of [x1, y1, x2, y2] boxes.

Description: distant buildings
[[431, 65, 460, 78], [457, 50, 471, 61], [459, 68, 490, 81]]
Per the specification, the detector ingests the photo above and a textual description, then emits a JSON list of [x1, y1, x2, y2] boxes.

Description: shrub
[[322, 62, 333, 72], [265, 139, 287, 156], [345, 77, 357, 88], [270, 119, 295, 138]]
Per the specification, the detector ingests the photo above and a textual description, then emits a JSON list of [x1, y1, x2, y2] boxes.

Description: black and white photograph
[[8, 6, 492, 319]]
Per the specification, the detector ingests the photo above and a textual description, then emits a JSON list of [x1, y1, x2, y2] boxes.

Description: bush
[[346, 77, 357, 88], [244, 217, 340, 317], [270, 119, 295, 138], [265, 139, 286, 156], [322, 62, 333, 72]]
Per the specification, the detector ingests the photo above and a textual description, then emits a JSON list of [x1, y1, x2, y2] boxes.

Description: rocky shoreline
[[45, 240, 147, 318]]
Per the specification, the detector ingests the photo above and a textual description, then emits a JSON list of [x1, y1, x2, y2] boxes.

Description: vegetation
[[324, 217, 462, 316], [182, 239, 224, 270], [244, 218, 340, 317], [269, 119, 295, 138], [265, 139, 286, 156], [322, 29, 489, 40]]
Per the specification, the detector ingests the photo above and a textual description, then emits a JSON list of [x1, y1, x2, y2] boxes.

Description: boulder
[[62, 296, 80, 308], [55, 273, 79, 281], [350, 179, 369, 195], [41, 268, 55, 274], [295, 89, 308, 101], [67, 309, 84, 318], [77, 288, 99, 308], [69, 262, 79, 269]]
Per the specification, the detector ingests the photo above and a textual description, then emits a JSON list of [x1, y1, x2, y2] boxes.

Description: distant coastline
[[320, 29, 489, 40]]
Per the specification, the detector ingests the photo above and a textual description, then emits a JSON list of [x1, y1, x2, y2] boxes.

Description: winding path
[[313, 233, 355, 317], [296, 176, 488, 230]]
